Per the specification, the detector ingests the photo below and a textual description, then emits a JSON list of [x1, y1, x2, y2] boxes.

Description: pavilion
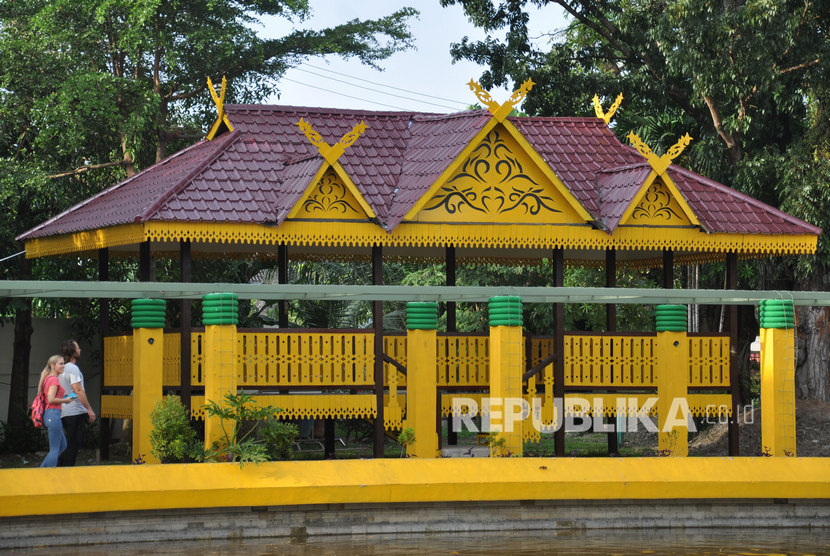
[[17, 80, 820, 458]]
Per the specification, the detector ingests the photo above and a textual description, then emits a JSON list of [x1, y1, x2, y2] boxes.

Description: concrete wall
[[2, 499, 830, 549], [0, 318, 101, 423]]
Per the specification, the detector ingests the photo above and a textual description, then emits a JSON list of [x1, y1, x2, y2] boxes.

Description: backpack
[[31, 390, 46, 429]]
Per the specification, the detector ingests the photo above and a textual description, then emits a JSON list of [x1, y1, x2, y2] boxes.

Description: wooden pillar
[[98, 248, 111, 460], [372, 245, 385, 458], [605, 248, 619, 456], [726, 252, 740, 455], [662, 249, 674, 289], [553, 248, 565, 457], [180, 241, 192, 415], [139, 241, 152, 282], [446, 245, 457, 446], [324, 419, 336, 459], [278, 243, 289, 328]]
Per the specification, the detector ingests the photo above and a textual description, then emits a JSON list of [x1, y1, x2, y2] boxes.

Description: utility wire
[[0, 250, 25, 263], [280, 77, 413, 111], [293, 67, 461, 111], [303, 63, 471, 107]]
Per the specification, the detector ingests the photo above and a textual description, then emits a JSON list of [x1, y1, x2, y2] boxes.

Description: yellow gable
[[624, 177, 692, 227], [292, 168, 367, 220], [413, 126, 585, 224]]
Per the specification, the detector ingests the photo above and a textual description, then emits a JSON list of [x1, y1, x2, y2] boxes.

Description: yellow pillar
[[760, 299, 797, 456], [488, 296, 524, 457], [202, 293, 239, 452], [131, 299, 166, 464], [656, 305, 689, 457], [404, 302, 438, 458]]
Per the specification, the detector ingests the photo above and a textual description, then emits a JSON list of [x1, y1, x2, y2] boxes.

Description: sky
[[257, 1, 569, 113]]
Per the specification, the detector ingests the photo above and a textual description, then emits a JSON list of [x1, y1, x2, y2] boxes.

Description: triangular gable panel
[[411, 125, 588, 224], [619, 173, 695, 228], [289, 166, 371, 220]]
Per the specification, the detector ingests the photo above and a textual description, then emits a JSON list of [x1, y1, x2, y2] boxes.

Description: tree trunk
[[7, 299, 33, 430], [796, 306, 830, 401]]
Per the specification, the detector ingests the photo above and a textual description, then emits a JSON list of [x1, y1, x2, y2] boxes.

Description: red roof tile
[[18, 105, 820, 243]]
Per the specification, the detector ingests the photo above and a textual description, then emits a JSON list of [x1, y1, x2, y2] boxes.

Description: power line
[[293, 67, 461, 111], [279, 77, 414, 111], [303, 63, 471, 107], [0, 250, 25, 263]]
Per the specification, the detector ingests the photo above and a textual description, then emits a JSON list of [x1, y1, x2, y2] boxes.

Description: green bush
[[149, 396, 202, 463], [259, 419, 299, 460], [202, 392, 282, 467]]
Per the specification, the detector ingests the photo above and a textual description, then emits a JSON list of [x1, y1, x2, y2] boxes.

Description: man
[[58, 339, 96, 466]]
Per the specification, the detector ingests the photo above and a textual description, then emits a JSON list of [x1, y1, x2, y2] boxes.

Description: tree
[[0, 0, 418, 436], [442, 0, 830, 399]]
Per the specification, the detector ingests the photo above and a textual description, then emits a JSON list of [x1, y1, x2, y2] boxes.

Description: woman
[[37, 355, 74, 467]]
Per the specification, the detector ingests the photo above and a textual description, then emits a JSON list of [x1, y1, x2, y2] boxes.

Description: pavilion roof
[[18, 102, 820, 260]]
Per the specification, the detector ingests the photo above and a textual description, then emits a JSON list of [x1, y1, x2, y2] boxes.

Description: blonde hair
[[36, 355, 64, 394]]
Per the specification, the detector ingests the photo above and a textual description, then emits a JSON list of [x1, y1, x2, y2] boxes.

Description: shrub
[[259, 419, 299, 460], [150, 396, 202, 463], [202, 392, 282, 467]]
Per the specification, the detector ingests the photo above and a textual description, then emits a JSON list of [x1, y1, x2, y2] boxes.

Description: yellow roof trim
[[23, 220, 818, 258], [500, 119, 595, 223], [468, 78, 535, 122], [402, 117, 500, 221], [206, 76, 234, 141], [331, 161, 376, 219], [592, 93, 623, 126], [286, 162, 331, 220], [627, 131, 693, 176], [296, 118, 367, 166], [617, 170, 701, 229]]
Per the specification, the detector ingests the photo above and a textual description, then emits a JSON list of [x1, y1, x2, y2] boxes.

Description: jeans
[[58, 413, 87, 467], [41, 408, 66, 467]]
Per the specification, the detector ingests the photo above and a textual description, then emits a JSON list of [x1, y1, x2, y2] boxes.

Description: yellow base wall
[[1, 458, 828, 518]]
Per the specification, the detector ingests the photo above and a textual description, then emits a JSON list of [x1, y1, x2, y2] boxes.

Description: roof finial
[[593, 93, 623, 125], [626, 131, 693, 175], [206, 76, 234, 140], [468, 78, 535, 122], [297, 118, 368, 165]]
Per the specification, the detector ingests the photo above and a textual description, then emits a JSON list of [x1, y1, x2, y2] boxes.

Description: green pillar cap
[[759, 299, 795, 329], [406, 302, 438, 330], [131, 298, 166, 329], [655, 304, 687, 332], [489, 295, 522, 327], [202, 292, 239, 326]]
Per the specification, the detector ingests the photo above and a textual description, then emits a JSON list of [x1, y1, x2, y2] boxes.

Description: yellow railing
[[105, 330, 730, 390]]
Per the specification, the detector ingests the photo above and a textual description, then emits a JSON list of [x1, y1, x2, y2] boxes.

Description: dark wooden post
[[727, 252, 740, 456], [98, 248, 111, 460], [663, 249, 674, 289], [180, 240, 192, 414], [606, 248, 619, 456], [553, 248, 565, 457], [446, 245, 457, 446], [278, 243, 289, 329], [139, 241, 152, 282], [372, 245, 385, 458]]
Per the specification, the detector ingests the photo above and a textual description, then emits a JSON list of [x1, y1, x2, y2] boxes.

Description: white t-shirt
[[59, 361, 87, 417]]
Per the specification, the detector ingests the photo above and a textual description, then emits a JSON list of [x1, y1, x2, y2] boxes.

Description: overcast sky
[[258, 1, 568, 113]]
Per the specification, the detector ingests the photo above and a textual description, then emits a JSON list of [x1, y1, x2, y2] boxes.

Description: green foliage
[[259, 419, 299, 461], [202, 392, 282, 467], [484, 432, 508, 456], [396, 427, 416, 457], [149, 396, 202, 463]]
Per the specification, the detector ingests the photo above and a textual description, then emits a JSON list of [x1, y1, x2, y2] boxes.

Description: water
[[14, 528, 830, 555]]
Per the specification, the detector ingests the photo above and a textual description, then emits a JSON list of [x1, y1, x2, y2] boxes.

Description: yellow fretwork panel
[[687, 335, 730, 387], [626, 177, 691, 227], [100, 394, 133, 419], [163, 333, 181, 387], [235, 331, 375, 387], [415, 127, 585, 224], [563, 335, 658, 387], [104, 335, 133, 387], [292, 168, 367, 220], [437, 335, 490, 387]]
